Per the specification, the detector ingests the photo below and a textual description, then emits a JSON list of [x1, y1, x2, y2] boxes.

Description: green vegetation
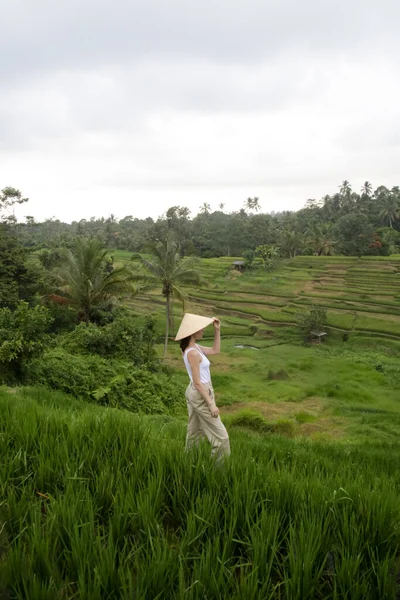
[[127, 254, 400, 445], [133, 236, 200, 356], [9, 181, 400, 259], [51, 237, 134, 324], [2, 185, 400, 597], [1, 387, 400, 599]]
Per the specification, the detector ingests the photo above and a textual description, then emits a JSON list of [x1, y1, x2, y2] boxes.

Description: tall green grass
[[1, 387, 400, 599]]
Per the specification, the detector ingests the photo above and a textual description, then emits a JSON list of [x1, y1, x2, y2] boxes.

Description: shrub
[[25, 349, 185, 414], [60, 315, 157, 365], [296, 306, 327, 338], [242, 249, 255, 269], [98, 368, 185, 414], [0, 302, 53, 383], [26, 349, 115, 400]]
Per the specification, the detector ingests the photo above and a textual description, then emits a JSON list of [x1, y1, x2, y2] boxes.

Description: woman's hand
[[213, 318, 221, 331], [210, 404, 220, 418]]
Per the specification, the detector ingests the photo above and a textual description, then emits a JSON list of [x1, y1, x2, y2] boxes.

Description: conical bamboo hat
[[175, 313, 214, 341]]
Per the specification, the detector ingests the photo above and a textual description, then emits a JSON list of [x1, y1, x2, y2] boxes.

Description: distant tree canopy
[[7, 181, 400, 258], [0, 188, 42, 308]]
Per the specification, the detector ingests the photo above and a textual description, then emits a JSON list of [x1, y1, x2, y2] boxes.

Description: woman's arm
[[198, 318, 221, 356], [187, 350, 219, 417]]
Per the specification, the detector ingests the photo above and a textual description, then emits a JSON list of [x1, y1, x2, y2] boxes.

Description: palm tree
[[339, 180, 352, 197], [379, 194, 400, 228], [54, 237, 134, 323], [178, 206, 191, 219], [280, 229, 304, 258], [307, 223, 336, 256], [255, 244, 280, 270], [218, 203, 225, 211], [105, 213, 117, 247], [265, 244, 280, 259], [199, 203, 211, 215], [361, 181, 372, 197], [321, 195, 336, 220], [244, 197, 261, 212], [134, 237, 200, 357]]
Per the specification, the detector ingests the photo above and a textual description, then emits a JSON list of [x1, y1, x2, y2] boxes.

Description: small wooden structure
[[309, 331, 327, 344], [232, 260, 246, 272]]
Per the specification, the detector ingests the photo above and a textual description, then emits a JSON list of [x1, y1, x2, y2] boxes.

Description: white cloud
[[1, 0, 400, 222]]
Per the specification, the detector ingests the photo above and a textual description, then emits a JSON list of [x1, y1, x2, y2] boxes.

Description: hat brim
[[175, 313, 214, 341]]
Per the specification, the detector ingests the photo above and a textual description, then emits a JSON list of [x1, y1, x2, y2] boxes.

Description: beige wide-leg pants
[[185, 382, 230, 463]]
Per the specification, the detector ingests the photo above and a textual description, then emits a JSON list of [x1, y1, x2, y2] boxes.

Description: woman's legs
[[185, 384, 206, 450], [185, 399, 207, 449], [186, 384, 230, 463]]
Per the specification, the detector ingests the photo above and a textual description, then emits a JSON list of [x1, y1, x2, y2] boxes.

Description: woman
[[175, 313, 230, 463]]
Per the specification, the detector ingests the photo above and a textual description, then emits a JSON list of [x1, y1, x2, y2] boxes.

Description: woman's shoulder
[[184, 345, 199, 356], [185, 346, 201, 361]]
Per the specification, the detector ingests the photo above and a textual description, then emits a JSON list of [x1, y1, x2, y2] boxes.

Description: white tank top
[[183, 345, 211, 384]]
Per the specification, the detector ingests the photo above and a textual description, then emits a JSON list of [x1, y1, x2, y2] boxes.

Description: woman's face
[[193, 328, 204, 340]]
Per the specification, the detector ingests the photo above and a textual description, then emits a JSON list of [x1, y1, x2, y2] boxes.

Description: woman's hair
[[180, 335, 192, 353]]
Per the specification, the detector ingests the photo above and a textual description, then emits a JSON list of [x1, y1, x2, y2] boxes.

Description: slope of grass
[[1, 387, 400, 599], [116, 253, 400, 434], [119, 253, 400, 340], [162, 335, 400, 444]]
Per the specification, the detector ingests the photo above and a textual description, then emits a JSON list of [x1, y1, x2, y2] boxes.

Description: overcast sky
[[1, 0, 399, 223]]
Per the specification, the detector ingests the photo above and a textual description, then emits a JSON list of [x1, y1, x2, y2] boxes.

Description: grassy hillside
[[3, 254, 400, 598], [114, 252, 400, 443], [117, 252, 400, 339], [1, 387, 400, 599]]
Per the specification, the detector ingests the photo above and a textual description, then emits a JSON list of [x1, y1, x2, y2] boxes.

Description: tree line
[[10, 182, 400, 258]]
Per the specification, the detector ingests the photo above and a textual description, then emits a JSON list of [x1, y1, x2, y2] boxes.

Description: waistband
[[189, 381, 212, 388]]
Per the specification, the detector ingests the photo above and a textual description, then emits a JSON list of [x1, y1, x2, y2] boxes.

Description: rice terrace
[[2, 232, 400, 598]]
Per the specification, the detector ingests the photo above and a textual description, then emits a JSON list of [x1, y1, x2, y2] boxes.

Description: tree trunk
[[163, 294, 170, 358], [170, 299, 175, 336]]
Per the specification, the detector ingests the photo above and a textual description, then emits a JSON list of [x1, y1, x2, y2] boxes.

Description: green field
[[3, 253, 400, 598], [116, 251, 400, 443], [2, 387, 400, 599]]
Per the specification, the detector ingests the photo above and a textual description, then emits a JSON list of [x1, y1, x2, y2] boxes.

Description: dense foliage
[[2, 184, 400, 597], [0, 302, 183, 414], [0, 302, 53, 382], [51, 237, 135, 324], [26, 350, 184, 414], [0, 188, 186, 414], [13, 181, 400, 258]]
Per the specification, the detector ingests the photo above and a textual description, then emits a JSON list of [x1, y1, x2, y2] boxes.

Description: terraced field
[[110, 251, 400, 443], [116, 251, 400, 342]]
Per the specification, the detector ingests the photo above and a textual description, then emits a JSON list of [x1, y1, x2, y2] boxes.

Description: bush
[[242, 249, 255, 269], [99, 368, 185, 414], [0, 302, 53, 383], [296, 306, 327, 338], [25, 349, 185, 414], [44, 303, 79, 333], [26, 349, 115, 400], [60, 315, 157, 365]]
